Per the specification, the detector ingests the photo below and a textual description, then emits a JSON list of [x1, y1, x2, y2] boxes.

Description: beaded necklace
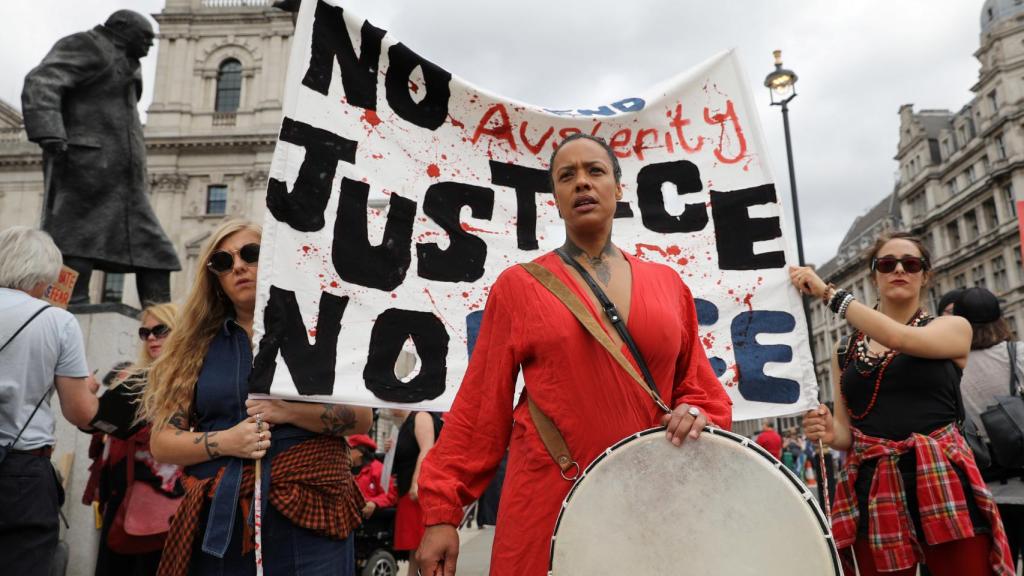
[[841, 308, 929, 421]]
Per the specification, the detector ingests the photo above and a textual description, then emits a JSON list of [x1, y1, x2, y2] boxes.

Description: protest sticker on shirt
[[251, 0, 817, 421]]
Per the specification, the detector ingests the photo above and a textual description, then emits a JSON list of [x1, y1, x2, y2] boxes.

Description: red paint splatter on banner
[[461, 292, 469, 298], [449, 115, 465, 129], [702, 334, 715, 349], [308, 328, 317, 338], [362, 110, 381, 126], [329, 281, 338, 288], [427, 164, 441, 178], [409, 80, 419, 93], [301, 245, 311, 253], [742, 293, 754, 311], [460, 222, 494, 234]]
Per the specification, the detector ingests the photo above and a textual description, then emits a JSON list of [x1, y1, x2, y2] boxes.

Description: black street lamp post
[[764, 50, 806, 267], [764, 50, 834, 512]]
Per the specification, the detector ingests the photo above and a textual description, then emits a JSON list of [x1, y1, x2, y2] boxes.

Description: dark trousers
[[189, 502, 355, 575], [999, 502, 1024, 570], [0, 453, 60, 576], [65, 256, 171, 306]]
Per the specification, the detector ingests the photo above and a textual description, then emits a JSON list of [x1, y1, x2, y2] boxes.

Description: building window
[[954, 273, 967, 289], [215, 59, 243, 113], [947, 220, 961, 250], [206, 185, 228, 215], [967, 165, 977, 184], [957, 126, 967, 147], [102, 273, 124, 303], [946, 182, 956, 198], [941, 139, 951, 158], [965, 210, 979, 240], [982, 155, 991, 174], [1007, 184, 1017, 218], [994, 255, 1009, 292], [982, 197, 999, 229], [911, 193, 927, 218], [988, 90, 999, 114], [923, 231, 935, 257], [996, 134, 1007, 159], [973, 264, 987, 288]]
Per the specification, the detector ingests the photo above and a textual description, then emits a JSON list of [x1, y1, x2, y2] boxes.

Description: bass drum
[[549, 427, 841, 575]]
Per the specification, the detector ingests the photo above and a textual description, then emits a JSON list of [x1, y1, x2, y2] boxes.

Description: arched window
[[215, 59, 242, 113]]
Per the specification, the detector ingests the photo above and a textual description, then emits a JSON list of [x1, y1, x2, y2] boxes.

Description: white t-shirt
[[0, 287, 89, 450]]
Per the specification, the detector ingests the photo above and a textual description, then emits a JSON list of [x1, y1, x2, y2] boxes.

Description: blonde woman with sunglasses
[[140, 220, 372, 576], [792, 231, 1013, 576], [88, 302, 181, 576]]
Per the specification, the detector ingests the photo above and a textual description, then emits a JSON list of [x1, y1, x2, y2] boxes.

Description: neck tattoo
[[562, 239, 617, 285]]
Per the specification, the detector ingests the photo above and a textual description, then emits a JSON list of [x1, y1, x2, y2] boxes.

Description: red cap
[[347, 434, 377, 451]]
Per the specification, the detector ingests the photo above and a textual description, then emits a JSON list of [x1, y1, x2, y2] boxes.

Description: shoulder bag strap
[[1009, 341, 1020, 397], [520, 261, 671, 414], [553, 249, 668, 408], [3, 305, 53, 449]]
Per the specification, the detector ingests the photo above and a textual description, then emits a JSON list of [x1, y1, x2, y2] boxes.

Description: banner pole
[[817, 439, 831, 524], [254, 457, 264, 576]]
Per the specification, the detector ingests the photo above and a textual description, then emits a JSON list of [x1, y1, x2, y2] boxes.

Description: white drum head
[[549, 428, 841, 575]]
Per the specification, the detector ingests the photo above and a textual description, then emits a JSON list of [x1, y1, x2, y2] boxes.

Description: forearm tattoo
[[320, 404, 358, 436], [194, 431, 221, 459], [562, 238, 617, 285], [169, 406, 189, 436]]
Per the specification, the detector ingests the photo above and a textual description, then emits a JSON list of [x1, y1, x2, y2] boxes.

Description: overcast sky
[[0, 1, 986, 265]]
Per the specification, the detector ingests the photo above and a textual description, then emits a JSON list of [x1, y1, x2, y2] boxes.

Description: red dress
[[419, 252, 733, 576]]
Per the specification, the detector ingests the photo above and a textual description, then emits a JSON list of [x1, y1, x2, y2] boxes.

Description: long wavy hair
[[140, 220, 262, 430]]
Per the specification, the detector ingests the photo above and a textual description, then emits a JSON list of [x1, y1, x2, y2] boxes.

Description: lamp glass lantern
[[764, 49, 798, 106]]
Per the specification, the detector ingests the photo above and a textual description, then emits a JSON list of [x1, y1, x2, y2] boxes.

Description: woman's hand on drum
[[789, 265, 829, 300], [661, 404, 707, 447], [417, 524, 460, 576], [802, 404, 834, 445], [221, 415, 272, 460]]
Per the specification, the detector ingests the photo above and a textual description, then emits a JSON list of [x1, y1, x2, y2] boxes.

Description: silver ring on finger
[[687, 406, 701, 418]]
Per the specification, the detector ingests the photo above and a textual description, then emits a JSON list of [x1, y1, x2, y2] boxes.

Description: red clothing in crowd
[[354, 459, 397, 509], [419, 252, 733, 576], [756, 428, 783, 459]]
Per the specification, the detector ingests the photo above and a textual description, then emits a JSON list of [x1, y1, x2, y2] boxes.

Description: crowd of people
[[3, 133, 1024, 576]]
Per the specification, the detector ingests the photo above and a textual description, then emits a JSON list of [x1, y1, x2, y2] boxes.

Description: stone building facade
[[807, 0, 1024, 408], [0, 0, 294, 305]]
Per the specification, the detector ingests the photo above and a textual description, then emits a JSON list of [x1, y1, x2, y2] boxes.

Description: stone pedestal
[[52, 303, 140, 576]]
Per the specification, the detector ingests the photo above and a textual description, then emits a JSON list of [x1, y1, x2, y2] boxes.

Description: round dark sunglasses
[[871, 256, 928, 274], [207, 243, 260, 275], [138, 324, 171, 341]]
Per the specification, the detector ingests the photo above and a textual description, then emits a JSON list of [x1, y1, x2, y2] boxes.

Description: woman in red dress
[[415, 134, 733, 576]]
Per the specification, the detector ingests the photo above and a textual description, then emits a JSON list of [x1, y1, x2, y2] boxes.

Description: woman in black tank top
[[791, 232, 1013, 576]]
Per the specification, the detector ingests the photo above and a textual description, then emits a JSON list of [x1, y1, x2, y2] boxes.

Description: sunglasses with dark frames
[[207, 243, 260, 275], [871, 256, 928, 274], [138, 324, 171, 340]]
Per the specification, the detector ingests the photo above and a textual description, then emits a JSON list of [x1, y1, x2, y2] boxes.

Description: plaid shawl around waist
[[157, 435, 364, 576], [831, 423, 1013, 574]]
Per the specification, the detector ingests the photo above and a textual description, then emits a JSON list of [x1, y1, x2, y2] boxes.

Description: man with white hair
[[0, 226, 99, 576]]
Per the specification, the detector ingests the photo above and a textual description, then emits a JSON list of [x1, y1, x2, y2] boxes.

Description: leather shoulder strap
[[526, 396, 578, 480], [519, 262, 670, 412]]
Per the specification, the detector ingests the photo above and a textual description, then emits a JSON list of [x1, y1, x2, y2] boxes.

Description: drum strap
[[520, 261, 672, 479]]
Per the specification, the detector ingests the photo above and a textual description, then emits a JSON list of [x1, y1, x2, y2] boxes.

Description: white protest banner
[[251, 0, 818, 421]]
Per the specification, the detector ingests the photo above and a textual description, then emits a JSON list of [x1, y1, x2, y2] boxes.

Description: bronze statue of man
[[21, 10, 180, 306]]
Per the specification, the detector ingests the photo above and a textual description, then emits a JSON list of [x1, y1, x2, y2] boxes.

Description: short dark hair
[[971, 317, 1014, 350], [547, 133, 622, 188]]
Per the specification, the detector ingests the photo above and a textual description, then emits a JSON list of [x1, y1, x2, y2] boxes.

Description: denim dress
[[186, 319, 354, 576]]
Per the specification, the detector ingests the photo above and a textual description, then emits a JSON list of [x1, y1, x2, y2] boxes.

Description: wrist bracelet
[[822, 284, 837, 306], [838, 294, 855, 320], [829, 289, 851, 314]]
